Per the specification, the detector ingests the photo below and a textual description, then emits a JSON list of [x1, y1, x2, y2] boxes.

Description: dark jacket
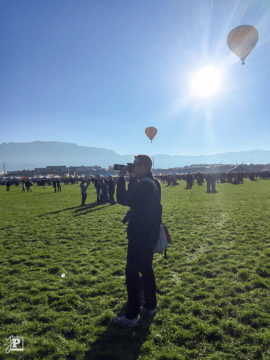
[[95, 179, 101, 191], [117, 171, 162, 245], [107, 179, 115, 195]]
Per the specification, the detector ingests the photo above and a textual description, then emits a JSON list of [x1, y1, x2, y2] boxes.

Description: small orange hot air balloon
[[227, 25, 259, 65], [145, 127, 157, 143]]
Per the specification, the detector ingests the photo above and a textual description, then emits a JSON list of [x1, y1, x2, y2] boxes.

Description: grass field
[[1, 179, 270, 360]]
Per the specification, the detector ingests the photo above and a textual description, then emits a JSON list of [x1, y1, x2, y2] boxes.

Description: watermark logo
[[5, 335, 24, 353]]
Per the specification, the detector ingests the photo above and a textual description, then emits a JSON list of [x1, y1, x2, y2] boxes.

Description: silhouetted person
[[108, 177, 116, 205], [57, 179, 61, 192], [80, 180, 89, 206], [25, 179, 32, 192], [95, 177, 101, 204]]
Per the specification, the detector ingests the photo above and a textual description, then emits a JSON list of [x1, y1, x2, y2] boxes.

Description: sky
[[1, 0, 270, 158]]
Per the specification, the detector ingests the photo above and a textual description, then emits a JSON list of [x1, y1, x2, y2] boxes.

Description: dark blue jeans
[[82, 193, 87, 205], [125, 237, 157, 320]]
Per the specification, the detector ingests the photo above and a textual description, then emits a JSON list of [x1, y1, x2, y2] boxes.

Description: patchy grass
[[0, 179, 270, 359]]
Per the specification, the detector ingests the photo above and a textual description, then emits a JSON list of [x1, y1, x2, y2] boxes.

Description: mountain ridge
[[0, 142, 269, 171]]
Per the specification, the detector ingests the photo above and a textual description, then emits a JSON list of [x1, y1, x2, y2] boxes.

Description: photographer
[[113, 154, 162, 327]]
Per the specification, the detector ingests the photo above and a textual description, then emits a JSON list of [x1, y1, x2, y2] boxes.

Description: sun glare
[[191, 66, 221, 98]]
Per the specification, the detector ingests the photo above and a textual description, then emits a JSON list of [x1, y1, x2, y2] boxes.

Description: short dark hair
[[134, 154, 152, 170]]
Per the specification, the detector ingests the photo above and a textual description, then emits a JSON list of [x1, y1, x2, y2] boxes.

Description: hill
[[0, 141, 270, 171]]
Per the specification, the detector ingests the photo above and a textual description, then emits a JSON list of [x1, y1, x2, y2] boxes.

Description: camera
[[114, 163, 134, 173]]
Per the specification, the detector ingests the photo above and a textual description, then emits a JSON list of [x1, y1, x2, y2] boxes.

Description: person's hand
[[119, 168, 127, 178]]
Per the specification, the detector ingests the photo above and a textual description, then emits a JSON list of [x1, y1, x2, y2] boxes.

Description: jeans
[[125, 237, 157, 320], [82, 193, 87, 205]]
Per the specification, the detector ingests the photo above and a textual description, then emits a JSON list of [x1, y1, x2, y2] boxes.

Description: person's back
[[80, 181, 87, 194]]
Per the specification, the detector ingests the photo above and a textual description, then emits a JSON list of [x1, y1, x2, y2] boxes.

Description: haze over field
[[1, 0, 270, 159]]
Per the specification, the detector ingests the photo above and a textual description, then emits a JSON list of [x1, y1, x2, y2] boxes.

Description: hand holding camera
[[114, 163, 134, 178]]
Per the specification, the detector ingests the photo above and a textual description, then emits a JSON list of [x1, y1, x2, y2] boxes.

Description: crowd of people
[[2, 170, 270, 202]]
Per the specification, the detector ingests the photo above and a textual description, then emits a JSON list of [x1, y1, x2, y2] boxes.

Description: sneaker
[[139, 307, 156, 317], [113, 316, 139, 327]]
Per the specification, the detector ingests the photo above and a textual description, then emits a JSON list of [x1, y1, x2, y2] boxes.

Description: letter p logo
[[5, 336, 24, 352], [12, 338, 21, 348]]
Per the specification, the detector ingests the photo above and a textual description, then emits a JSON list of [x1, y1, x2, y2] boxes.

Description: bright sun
[[191, 66, 221, 98]]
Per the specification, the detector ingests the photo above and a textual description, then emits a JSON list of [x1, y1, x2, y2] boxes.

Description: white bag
[[153, 224, 168, 253]]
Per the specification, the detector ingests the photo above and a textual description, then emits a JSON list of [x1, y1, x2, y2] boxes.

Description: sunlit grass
[[0, 179, 270, 359]]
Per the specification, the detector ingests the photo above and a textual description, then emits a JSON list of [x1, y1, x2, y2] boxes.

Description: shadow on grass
[[73, 202, 113, 216], [38, 205, 83, 217], [37, 202, 114, 217], [83, 302, 154, 360]]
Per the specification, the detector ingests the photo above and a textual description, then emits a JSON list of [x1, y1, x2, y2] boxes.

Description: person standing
[[80, 179, 88, 206], [108, 176, 116, 205], [57, 179, 61, 192], [25, 179, 32, 192], [6, 179, 10, 191], [211, 174, 216, 193], [206, 174, 211, 193], [113, 154, 162, 327], [100, 180, 108, 204], [95, 176, 101, 204], [53, 180, 57, 193]]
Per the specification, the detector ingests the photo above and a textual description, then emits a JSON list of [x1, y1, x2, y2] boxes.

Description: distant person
[[57, 179, 61, 192], [6, 180, 10, 191], [211, 174, 216, 192], [22, 182, 26, 193], [99, 180, 106, 204], [185, 173, 192, 189], [95, 177, 101, 204], [53, 180, 57, 193], [80, 179, 88, 206], [25, 179, 32, 192], [108, 177, 116, 205], [206, 174, 211, 193]]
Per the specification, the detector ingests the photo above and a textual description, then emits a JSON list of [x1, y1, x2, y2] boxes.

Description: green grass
[[1, 180, 270, 359]]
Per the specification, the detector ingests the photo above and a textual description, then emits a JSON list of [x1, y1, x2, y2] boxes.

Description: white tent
[[227, 165, 251, 173]]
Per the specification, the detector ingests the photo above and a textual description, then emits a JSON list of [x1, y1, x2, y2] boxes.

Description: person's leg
[[140, 247, 157, 310], [125, 242, 141, 320]]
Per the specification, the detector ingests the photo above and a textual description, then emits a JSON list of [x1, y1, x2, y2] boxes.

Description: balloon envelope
[[145, 127, 157, 142], [227, 25, 258, 64]]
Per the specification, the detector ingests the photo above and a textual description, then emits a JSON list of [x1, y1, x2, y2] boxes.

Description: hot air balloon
[[145, 127, 157, 143], [227, 25, 258, 65]]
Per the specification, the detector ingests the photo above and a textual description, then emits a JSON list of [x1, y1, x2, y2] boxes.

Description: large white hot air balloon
[[227, 25, 259, 65]]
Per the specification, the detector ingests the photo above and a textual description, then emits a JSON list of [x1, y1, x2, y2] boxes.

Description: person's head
[[132, 154, 152, 178]]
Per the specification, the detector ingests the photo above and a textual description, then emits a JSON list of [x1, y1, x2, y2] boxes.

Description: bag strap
[[140, 177, 158, 192]]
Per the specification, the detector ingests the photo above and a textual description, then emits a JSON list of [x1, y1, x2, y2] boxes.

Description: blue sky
[[1, 0, 270, 157]]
